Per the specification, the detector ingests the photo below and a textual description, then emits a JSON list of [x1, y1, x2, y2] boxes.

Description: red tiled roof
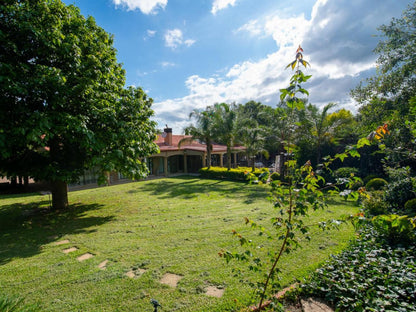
[[155, 134, 245, 153]]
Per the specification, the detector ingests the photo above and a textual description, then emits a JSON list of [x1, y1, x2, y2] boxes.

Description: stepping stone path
[[160, 273, 183, 287], [77, 253, 94, 262], [205, 286, 224, 298]]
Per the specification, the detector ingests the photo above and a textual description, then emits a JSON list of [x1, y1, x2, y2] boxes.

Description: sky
[[62, 0, 411, 133]]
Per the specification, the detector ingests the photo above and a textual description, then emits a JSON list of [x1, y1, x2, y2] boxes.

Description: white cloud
[[235, 19, 263, 37], [164, 29, 195, 49], [143, 29, 157, 40], [147, 29, 156, 37], [211, 0, 237, 15], [154, 0, 408, 131], [161, 61, 176, 68], [113, 0, 167, 14]]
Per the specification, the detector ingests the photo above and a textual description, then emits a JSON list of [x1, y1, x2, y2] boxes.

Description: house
[[147, 127, 245, 177], [1, 127, 245, 190]]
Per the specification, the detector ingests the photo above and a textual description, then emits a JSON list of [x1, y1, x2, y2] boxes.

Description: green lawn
[[0, 176, 357, 311]]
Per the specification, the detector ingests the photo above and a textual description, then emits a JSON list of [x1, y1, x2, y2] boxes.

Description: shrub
[[365, 178, 388, 191], [363, 191, 389, 216], [270, 172, 280, 181], [404, 198, 416, 217], [383, 177, 415, 209], [372, 214, 416, 246], [333, 167, 359, 178], [199, 166, 268, 182], [363, 174, 380, 185], [334, 167, 361, 191]]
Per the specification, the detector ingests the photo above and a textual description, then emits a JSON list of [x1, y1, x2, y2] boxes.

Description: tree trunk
[[51, 180, 69, 210]]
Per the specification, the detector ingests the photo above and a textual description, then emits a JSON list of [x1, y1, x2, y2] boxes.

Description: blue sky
[[62, 0, 411, 132]]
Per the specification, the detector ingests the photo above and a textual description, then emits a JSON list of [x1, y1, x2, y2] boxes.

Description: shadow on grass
[[132, 176, 269, 204], [0, 202, 114, 265]]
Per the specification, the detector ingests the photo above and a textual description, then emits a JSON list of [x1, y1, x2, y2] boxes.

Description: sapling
[[219, 46, 365, 311]]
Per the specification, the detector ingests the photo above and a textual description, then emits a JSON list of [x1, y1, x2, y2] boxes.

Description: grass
[[0, 176, 358, 311]]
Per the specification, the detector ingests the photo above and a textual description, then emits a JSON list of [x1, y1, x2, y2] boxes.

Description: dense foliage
[[0, 0, 159, 209], [302, 227, 416, 312], [199, 166, 268, 182]]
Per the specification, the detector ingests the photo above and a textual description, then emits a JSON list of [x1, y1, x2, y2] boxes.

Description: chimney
[[164, 127, 172, 146]]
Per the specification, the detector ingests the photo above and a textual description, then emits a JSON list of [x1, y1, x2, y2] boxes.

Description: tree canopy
[[0, 0, 159, 209]]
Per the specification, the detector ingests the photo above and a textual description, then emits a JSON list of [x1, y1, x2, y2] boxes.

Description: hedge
[[199, 166, 269, 182]]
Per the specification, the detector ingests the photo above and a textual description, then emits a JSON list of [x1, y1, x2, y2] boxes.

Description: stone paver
[[98, 260, 109, 269], [301, 298, 334, 312], [160, 273, 183, 287], [54, 240, 70, 246], [205, 286, 225, 298], [77, 253, 94, 262], [126, 270, 136, 278], [62, 247, 78, 254]]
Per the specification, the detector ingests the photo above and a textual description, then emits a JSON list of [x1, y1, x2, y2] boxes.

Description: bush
[[384, 177, 415, 209], [333, 167, 359, 179], [404, 198, 416, 217], [363, 174, 380, 185], [199, 166, 268, 182], [365, 178, 388, 191], [333, 167, 361, 191], [363, 191, 389, 216], [270, 172, 280, 181], [372, 214, 416, 246]]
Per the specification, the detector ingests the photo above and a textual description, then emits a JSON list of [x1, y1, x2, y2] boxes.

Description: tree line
[[184, 1, 416, 178], [1, 0, 415, 211]]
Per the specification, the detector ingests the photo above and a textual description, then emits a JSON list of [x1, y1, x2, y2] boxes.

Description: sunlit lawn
[[0, 176, 358, 311]]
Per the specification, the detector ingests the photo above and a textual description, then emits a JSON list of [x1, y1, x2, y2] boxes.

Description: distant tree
[[235, 102, 270, 171], [0, 0, 159, 209], [213, 103, 239, 170], [179, 107, 216, 169]]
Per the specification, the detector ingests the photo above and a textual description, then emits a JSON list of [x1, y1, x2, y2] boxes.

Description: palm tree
[[179, 107, 216, 168], [213, 103, 239, 170], [236, 104, 269, 171], [297, 102, 348, 164]]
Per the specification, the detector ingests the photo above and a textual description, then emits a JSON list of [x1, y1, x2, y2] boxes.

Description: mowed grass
[[0, 176, 358, 311]]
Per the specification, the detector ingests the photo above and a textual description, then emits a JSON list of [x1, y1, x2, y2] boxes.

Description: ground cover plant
[[0, 177, 357, 311], [302, 226, 416, 311]]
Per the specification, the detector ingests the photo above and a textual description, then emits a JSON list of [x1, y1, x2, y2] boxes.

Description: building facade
[[147, 127, 245, 177]]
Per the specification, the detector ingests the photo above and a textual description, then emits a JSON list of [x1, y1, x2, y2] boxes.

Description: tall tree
[[179, 107, 216, 169], [296, 103, 335, 164], [236, 102, 269, 171], [0, 0, 159, 209], [353, 1, 416, 105], [352, 2, 416, 171], [213, 103, 239, 170]]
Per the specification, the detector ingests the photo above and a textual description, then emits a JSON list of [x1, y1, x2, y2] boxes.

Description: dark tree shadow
[[131, 175, 269, 204], [0, 202, 114, 265]]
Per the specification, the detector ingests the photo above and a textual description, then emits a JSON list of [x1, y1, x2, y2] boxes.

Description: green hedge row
[[199, 166, 269, 182]]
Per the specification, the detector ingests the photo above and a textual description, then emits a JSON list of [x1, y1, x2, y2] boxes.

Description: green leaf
[[357, 137, 371, 148]]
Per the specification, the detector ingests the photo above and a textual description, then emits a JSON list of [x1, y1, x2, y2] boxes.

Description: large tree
[[352, 1, 416, 171], [0, 0, 159, 209]]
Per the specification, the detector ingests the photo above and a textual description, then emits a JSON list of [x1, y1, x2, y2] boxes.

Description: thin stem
[[258, 185, 293, 310]]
